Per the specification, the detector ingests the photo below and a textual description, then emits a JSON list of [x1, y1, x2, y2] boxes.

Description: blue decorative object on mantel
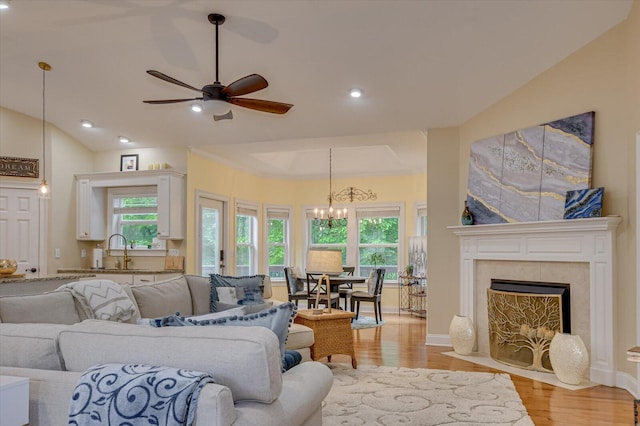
[[563, 187, 604, 219]]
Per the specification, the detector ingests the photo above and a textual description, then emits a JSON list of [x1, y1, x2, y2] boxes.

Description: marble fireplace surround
[[449, 217, 621, 386]]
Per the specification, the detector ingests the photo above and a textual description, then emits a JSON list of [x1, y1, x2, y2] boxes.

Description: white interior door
[[196, 192, 227, 276], [0, 185, 40, 275]]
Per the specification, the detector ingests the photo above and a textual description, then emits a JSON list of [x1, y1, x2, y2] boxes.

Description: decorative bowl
[[0, 259, 18, 275]]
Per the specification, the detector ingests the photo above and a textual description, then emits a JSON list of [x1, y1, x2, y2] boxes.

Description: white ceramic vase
[[549, 333, 589, 385], [449, 315, 475, 355]]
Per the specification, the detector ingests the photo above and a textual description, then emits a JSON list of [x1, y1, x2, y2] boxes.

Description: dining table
[[305, 273, 367, 292]]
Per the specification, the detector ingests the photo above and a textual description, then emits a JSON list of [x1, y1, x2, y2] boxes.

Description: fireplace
[[448, 217, 621, 386], [487, 279, 571, 372]]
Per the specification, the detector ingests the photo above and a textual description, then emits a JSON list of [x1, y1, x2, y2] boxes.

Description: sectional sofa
[[0, 275, 331, 425]]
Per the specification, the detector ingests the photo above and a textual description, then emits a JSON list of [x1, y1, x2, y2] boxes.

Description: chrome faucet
[[107, 233, 131, 270]]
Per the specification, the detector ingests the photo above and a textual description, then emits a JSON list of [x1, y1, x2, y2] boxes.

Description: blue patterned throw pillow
[[209, 274, 265, 312], [150, 302, 297, 372]]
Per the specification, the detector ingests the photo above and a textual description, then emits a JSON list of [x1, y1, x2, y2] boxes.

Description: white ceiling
[[0, 0, 632, 178]]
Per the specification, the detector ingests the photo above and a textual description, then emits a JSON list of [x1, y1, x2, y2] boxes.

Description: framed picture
[[563, 187, 604, 219], [120, 154, 139, 171]]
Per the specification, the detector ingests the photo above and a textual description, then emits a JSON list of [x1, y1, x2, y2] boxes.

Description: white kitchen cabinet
[[157, 174, 185, 239], [76, 178, 106, 240], [75, 170, 185, 241]]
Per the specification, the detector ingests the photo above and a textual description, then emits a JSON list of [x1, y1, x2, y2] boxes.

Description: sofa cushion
[[58, 320, 283, 403], [0, 291, 81, 324], [285, 323, 314, 351], [0, 323, 69, 370], [150, 303, 297, 372], [184, 275, 214, 315], [130, 276, 193, 318]]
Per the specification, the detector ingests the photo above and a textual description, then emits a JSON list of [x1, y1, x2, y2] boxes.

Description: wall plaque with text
[[0, 156, 39, 178]]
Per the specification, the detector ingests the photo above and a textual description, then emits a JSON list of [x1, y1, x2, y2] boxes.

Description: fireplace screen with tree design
[[487, 279, 570, 372]]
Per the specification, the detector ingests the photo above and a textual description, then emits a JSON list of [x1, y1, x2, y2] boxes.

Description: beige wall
[[427, 1, 638, 379], [0, 107, 94, 272], [425, 127, 460, 338]]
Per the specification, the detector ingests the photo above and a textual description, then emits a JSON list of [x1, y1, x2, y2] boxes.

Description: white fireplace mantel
[[448, 216, 621, 386]]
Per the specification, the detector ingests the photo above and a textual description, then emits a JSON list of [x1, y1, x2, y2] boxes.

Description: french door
[[196, 192, 228, 276]]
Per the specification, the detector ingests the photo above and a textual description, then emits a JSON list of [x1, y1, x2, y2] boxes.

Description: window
[[236, 201, 258, 275], [357, 208, 400, 280], [108, 186, 158, 248], [416, 203, 427, 236], [264, 206, 291, 279], [306, 204, 402, 281], [308, 219, 348, 264]]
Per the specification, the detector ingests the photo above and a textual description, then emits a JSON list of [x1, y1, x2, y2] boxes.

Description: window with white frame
[[416, 203, 427, 236], [236, 201, 258, 275], [264, 206, 291, 279], [108, 186, 158, 248], [357, 208, 400, 280], [306, 204, 402, 281]]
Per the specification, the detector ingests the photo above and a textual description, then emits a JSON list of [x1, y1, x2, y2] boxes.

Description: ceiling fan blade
[[222, 74, 268, 97], [143, 97, 202, 104], [213, 110, 233, 121], [227, 97, 293, 114], [147, 70, 206, 94]]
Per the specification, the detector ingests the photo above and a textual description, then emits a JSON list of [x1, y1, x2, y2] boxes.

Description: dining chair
[[306, 273, 340, 309], [338, 266, 355, 310], [284, 267, 309, 307], [350, 268, 386, 323]]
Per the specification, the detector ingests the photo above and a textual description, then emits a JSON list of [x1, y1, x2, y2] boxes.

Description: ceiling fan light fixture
[[81, 120, 94, 128], [204, 99, 230, 116], [190, 103, 203, 113], [349, 88, 363, 98], [0, 1, 10, 11]]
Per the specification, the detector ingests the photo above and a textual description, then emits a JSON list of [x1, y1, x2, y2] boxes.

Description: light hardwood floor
[[325, 313, 636, 426]]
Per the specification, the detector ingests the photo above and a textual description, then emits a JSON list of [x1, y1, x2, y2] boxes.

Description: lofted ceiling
[[0, 0, 632, 178]]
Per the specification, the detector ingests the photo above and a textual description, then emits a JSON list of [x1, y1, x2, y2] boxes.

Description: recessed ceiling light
[[118, 136, 130, 143], [81, 120, 94, 128], [191, 103, 203, 113], [0, 1, 10, 11], [349, 88, 363, 98]]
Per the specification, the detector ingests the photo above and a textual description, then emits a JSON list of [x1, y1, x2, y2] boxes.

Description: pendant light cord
[[42, 64, 46, 180]]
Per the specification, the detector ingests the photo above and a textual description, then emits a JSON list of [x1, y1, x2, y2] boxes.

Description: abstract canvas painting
[[563, 187, 604, 219], [467, 111, 594, 224]]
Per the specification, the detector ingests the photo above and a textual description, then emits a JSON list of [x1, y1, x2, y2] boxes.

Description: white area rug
[[323, 363, 534, 425], [351, 316, 385, 329], [443, 351, 597, 391]]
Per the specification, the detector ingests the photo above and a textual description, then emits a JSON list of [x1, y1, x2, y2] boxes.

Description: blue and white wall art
[[466, 111, 594, 224], [563, 187, 604, 219]]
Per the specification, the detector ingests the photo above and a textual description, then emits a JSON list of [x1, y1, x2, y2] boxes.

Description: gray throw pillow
[[209, 274, 265, 312]]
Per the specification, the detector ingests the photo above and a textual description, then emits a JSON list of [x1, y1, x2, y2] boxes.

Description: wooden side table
[[295, 309, 357, 368]]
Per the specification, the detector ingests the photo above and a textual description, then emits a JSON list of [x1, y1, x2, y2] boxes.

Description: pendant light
[[38, 61, 51, 198]]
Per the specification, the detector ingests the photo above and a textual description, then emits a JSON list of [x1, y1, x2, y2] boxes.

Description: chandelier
[[314, 149, 347, 229], [38, 61, 51, 199]]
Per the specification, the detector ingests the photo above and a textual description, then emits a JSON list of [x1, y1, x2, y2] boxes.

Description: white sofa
[[0, 275, 331, 425]]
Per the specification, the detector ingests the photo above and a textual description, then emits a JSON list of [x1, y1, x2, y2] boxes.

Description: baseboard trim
[[616, 370, 640, 399], [426, 333, 451, 347]]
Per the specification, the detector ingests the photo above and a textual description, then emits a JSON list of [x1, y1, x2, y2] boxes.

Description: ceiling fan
[[143, 13, 293, 121]]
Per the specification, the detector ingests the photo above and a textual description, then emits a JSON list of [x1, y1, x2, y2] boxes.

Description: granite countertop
[[56, 268, 184, 275], [0, 274, 97, 284]]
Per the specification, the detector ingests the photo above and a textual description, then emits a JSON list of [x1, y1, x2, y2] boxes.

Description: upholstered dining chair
[[306, 273, 340, 309], [284, 267, 309, 307], [338, 266, 355, 310], [350, 268, 386, 323]]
